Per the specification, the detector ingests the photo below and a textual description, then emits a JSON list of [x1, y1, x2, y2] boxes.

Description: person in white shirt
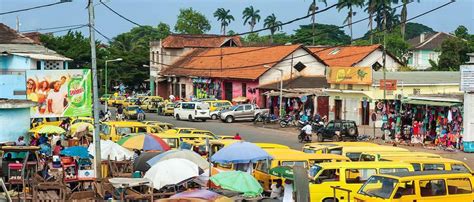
[[47, 81, 67, 115], [270, 179, 284, 200], [300, 124, 313, 142], [283, 179, 294, 202]]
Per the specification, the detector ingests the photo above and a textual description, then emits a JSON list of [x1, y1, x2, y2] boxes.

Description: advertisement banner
[[26, 69, 92, 118], [328, 67, 372, 85], [380, 79, 398, 90]]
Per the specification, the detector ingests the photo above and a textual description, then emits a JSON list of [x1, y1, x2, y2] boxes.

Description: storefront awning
[[403, 99, 461, 107]]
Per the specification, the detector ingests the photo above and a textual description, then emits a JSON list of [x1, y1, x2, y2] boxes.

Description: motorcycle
[[298, 129, 312, 143], [311, 121, 324, 133], [279, 115, 296, 128]]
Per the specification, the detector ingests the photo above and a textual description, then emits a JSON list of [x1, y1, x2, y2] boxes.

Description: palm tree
[[364, 0, 377, 44], [263, 14, 283, 43], [242, 6, 261, 32], [213, 8, 234, 35], [308, 0, 327, 45], [398, 0, 419, 40], [337, 0, 365, 41]]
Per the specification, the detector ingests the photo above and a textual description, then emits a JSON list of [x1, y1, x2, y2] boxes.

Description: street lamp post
[[104, 58, 123, 112]]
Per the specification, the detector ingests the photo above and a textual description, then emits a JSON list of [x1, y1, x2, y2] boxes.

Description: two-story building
[[149, 34, 241, 96], [160, 44, 328, 108], [407, 32, 456, 70]]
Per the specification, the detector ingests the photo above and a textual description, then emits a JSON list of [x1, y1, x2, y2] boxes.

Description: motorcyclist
[[300, 123, 313, 142]]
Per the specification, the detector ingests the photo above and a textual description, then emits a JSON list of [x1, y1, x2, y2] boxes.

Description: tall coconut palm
[[398, 0, 420, 40], [242, 6, 261, 32], [213, 8, 235, 35], [308, 0, 327, 45], [263, 14, 282, 43], [364, 0, 378, 44], [337, 0, 365, 41]]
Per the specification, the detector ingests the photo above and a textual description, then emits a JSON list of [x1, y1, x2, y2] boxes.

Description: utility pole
[[311, 0, 316, 46], [88, 0, 102, 180], [382, 8, 387, 100]]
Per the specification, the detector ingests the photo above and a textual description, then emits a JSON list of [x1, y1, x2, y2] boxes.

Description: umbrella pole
[[206, 137, 212, 188]]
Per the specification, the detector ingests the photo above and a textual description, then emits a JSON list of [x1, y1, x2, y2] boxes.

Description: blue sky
[[0, 0, 473, 42]]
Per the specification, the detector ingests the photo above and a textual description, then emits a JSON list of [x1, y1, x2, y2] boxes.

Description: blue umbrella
[[210, 141, 272, 164], [60, 146, 90, 158]]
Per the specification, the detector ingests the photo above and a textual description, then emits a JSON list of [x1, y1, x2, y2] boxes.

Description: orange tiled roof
[[162, 44, 319, 80], [162, 34, 242, 48], [308, 44, 381, 67]]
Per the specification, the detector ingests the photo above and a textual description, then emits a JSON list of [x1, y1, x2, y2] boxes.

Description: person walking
[[270, 179, 284, 200], [137, 107, 145, 121], [116, 105, 124, 121]]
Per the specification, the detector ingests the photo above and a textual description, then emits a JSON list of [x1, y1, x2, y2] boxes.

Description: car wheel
[[201, 119, 206, 122], [175, 114, 180, 120], [188, 115, 194, 122], [211, 114, 218, 120], [317, 133, 324, 142], [225, 116, 234, 123], [332, 135, 341, 142], [323, 198, 338, 202]]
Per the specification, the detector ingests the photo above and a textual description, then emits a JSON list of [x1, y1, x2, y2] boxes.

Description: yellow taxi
[[122, 97, 140, 108], [359, 151, 441, 162], [143, 121, 174, 132], [100, 94, 112, 104], [70, 117, 94, 125], [336, 146, 409, 161], [381, 157, 473, 173], [99, 121, 154, 142], [354, 171, 474, 202], [123, 105, 141, 120], [160, 127, 195, 136], [254, 143, 290, 149], [308, 161, 414, 202], [107, 95, 126, 106], [139, 96, 163, 112], [153, 133, 217, 149], [204, 100, 233, 112], [303, 142, 379, 154], [254, 148, 349, 191], [162, 103, 176, 116]]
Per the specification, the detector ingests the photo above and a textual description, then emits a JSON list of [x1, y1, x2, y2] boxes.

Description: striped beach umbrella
[[117, 133, 170, 151]]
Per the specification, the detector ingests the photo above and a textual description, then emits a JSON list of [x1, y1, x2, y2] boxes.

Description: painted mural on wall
[[328, 66, 372, 84], [26, 69, 92, 118]]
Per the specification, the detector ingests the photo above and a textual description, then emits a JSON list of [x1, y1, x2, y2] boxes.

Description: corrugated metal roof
[[12, 53, 71, 61], [372, 71, 459, 85], [0, 44, 71, 61]]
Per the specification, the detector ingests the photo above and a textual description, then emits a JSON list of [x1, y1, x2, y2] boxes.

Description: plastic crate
[[463, 142, 474, 153]]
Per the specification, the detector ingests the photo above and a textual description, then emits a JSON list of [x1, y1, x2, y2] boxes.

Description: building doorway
[[361, 101, 370, 125], [317, 96, 329, 118], [335, 99, 342, 120], [224, 82, 233, 101]]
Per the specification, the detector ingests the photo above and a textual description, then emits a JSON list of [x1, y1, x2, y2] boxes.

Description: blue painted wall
[[0, 75, 26, 99], [0, 55, 32, 70], [0, 108, 30, 143]]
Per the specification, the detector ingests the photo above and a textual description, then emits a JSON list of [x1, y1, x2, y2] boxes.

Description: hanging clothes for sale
[[448, 109, 453, 123]]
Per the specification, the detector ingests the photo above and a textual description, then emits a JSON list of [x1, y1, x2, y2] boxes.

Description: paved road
[[146, 112, 304, 149]]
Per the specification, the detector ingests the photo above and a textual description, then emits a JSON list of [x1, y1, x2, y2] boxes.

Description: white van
[[174, 102, 210, 122]]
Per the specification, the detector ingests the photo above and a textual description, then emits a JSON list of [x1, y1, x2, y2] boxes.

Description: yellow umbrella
[[30, 125, 66, 134], [70, 122, 93, 134]]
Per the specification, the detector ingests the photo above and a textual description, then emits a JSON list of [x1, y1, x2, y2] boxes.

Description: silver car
[[219, 104, 269, 123]]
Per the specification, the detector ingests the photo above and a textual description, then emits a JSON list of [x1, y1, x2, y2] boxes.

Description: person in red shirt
[[234, 133, 242, 140], [52, 141, 63, 155]]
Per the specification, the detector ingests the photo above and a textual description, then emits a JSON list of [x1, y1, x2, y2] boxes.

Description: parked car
[[100, 94, 112, 104], [219, 104, 269, 123], [204, 100, 233, 112], [174, 102, 210, 122], [316, 120, 359, 142]]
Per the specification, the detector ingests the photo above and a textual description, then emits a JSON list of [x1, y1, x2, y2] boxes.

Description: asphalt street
[[147, 112, 304, 149]]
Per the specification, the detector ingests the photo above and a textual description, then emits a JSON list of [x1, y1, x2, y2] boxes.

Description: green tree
[[364, 0, 378, 44], [107, 25, 171, 88], [396, 0, 420, 40], [404, 22, 434, 40], [336, 0, 365, 41], [174, 8, 211, 34], [454, 25, 469, 40], [263, 13, 282, 43], [40, 31, 108, 69], [213, 8, 234, 35], [242, 6, 261, 32], [292, 23, 350, 45], [435, 37, 470, 71], [308, 0, 327, 45]]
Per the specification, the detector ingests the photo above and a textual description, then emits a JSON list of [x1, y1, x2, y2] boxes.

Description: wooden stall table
[[108, 177, 154, 200]]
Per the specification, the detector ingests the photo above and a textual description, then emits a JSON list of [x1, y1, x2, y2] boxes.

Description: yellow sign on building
[[328, 67, 372, 84]]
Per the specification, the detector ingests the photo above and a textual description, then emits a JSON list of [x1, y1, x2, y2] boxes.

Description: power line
[[20, 24, 88, 33], [45, 24, 88, 34], [154, 0, 454, 71], [98, 0, 143, 27], [0, 1, 70, 16]]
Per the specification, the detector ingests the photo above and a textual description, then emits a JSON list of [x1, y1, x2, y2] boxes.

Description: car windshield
[[229, 105, 240, 111], [309, 164, 322, 178], [358, 176, 398, 199], [127, 107, 139, 111]]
